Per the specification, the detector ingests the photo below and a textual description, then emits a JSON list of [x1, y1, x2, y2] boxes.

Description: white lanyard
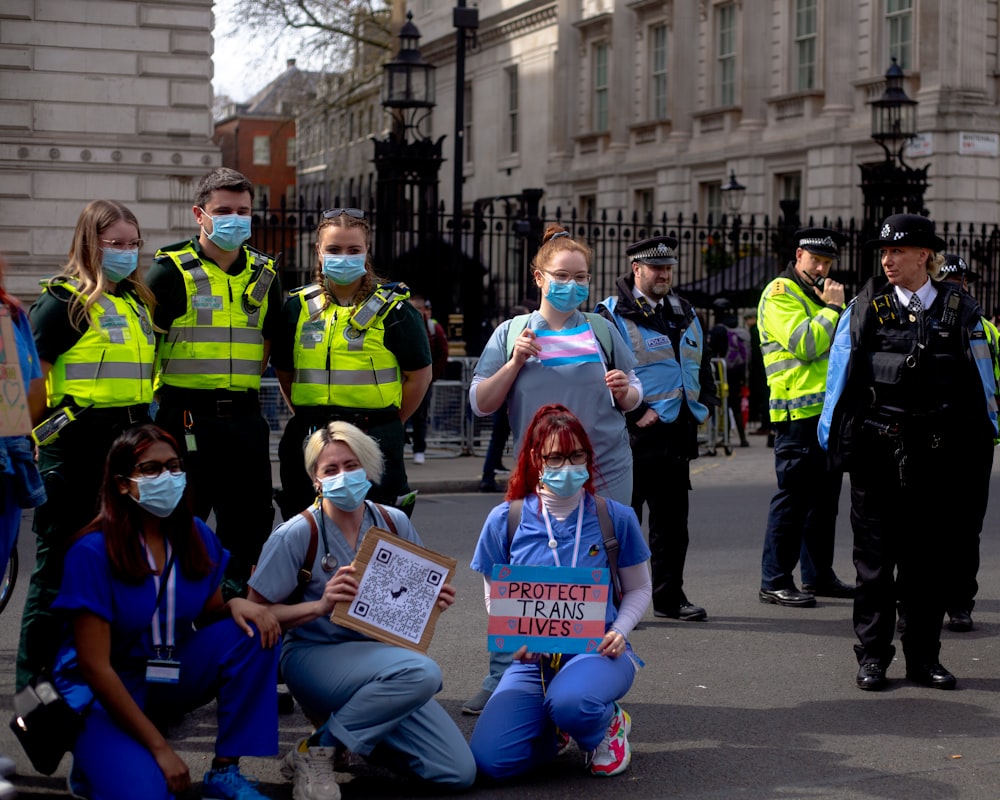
[[540, 496, 584, 568], [142, 537, 176, 654]]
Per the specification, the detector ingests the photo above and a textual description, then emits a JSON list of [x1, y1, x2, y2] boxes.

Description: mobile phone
[[31, 408, 76, 447]]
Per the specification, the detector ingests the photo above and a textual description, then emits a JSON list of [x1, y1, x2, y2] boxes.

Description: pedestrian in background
[[147, 167, 282, 600], [18, 200, 156, 689], [597, 236, 716, 621], [821, 214, 999, 691], [407, 293, 449, 465], [757, 227, 854, 608], [744, 309, 771, 440], [271, 208, 431, 519], [708, 298, 749, 448]]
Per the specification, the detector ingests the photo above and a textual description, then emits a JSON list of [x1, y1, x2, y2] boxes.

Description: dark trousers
[[411, 388, 432, 455], [760, 417, 844, 591], [482, 403, 511, 479], [17, 409, 149, 689], [156, 398, 273, 600]]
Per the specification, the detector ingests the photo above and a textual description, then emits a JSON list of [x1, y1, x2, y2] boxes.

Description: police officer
[[146, 168, 283, 600], [597, 236, 717, 620], [18, 199, 156, 688], [939, 253, 980, 293], [820, 214, 999, 691], [757, 227, 855, 608], [271, 208, 431, 519]]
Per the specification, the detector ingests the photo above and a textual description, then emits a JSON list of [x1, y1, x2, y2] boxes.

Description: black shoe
[[856, 662, 888, 691], [654, 602, 708, 621], [479, 479, 501, 493], [947, 610, 974, 632], [802, 578, 856, 598], [905, 662, 956, 690], [759, 587, 816, 607]]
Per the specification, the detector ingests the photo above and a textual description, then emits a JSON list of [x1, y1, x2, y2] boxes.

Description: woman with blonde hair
[[17, 199, 158, 690]]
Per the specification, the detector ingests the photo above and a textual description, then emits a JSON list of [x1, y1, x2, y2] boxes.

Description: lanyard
[[142, 537, 176, 656], [540, 496, 584, 568]]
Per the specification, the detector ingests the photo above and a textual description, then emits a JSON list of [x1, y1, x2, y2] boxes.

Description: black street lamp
[[721, 170, 747, 217]]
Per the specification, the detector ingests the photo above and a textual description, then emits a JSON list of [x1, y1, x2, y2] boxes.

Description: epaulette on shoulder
[[770, 279, 785, 296], [244, 243, 276, 262], [292, 283, 322, 298], [154, 239, 194, 257]]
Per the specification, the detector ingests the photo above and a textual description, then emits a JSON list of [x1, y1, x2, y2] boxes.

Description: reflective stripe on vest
[[154, 244, 270, 391], [47, 283, 155, 407], [290, 286, 403, 408]]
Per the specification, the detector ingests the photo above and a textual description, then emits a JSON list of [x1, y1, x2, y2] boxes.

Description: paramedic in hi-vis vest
[[147, 168, 283, 600], [757, 227, 854, 608], [271, 208, 431, 520]]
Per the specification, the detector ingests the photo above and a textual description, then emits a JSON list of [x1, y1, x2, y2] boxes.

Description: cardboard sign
[[487, 564, 610, 654], [0, 307, 30, 436], [330, 527, 457, 653]]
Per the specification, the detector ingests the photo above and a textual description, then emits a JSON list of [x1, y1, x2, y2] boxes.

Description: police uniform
[[271, 281, 431, 519], [821, 214, 999, 690], [18, 278, 155, 688], [757, 227, 852, 607], [146, 238, 282, 600], [597, 236, 717, 620]]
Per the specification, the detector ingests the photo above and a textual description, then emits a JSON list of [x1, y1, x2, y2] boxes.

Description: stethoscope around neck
[[316, 499, 370, 572]]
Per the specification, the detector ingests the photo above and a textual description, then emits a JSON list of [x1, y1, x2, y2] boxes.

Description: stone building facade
[[0, 0, 221, 299]]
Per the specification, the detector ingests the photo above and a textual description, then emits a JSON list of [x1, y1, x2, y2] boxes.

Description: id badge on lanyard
[[143, 539, 181, 684]]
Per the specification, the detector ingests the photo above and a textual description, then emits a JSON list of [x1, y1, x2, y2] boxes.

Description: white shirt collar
[[894, 277, 937, 311], [631, 283, 660, 309]]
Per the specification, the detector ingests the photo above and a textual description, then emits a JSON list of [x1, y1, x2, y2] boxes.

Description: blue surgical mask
[[101, 248, 138, 282], [320, 468, 372, 511], [544, 279, 590, 312], [201, 210, 251, 251], [540, 465, 589, 497], [322, 254, 368, 285], [130, 471, 187, 518]]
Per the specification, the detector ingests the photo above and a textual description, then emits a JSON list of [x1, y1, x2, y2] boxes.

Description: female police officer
[[820, 214, 999, 692], [272, 208, 431, 518]]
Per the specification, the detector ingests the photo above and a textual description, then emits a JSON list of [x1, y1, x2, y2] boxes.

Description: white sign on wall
[[958, 132, 999, 157], [905, 133, 934, 158]]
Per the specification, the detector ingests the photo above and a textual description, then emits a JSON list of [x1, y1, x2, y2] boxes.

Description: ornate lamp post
[[721, 169, 747, 272], [373, 13, 444, 273], [859, 58, 929, 252]]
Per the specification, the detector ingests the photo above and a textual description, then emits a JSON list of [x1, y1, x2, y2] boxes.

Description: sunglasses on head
[[323, 208, 366, 220]]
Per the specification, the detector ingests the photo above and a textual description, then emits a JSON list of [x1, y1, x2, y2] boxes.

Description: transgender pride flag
[[534, 322, 604, 367]]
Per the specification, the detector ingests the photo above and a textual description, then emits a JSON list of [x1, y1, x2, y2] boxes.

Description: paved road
[[5, 444, 1000, 798]]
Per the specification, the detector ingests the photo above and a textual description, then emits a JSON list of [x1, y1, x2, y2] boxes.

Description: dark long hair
[[85, 425, 213, 582], [506, 404, 598, 500]]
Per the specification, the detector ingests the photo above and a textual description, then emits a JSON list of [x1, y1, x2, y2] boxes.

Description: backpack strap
[[371, 502, 399, 536], [505, 498, 524, 553], [504, 312, 615, 369], [290, 509, 319, 604], [504, 315, 532, 361]]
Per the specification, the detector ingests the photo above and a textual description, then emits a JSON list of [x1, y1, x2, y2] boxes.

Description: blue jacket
[[0, 435, 46, 509]]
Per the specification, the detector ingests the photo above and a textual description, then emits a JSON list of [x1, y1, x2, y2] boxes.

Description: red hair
[[505, 404, 598, 500]]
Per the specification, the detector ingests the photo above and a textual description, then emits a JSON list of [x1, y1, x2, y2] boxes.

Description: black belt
[[159, 387, 260, 418], [298, 405, 399, 431], [67, 402, 150, 425]]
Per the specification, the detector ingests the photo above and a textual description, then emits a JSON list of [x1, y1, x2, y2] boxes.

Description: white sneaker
[[585, 703, 632, 777], [281, 739, 341, 800], [413, 452, 426, 464]]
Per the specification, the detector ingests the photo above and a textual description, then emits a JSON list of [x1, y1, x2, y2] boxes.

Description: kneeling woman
[[470, 404, 651, 779], [248, 421, 475, 794], [51, 425, 280, 800]]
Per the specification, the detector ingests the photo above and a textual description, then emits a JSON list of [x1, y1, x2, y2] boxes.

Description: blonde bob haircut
[[304, 421, 385, 484]]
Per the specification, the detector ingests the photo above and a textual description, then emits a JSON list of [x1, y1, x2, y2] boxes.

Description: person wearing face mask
[[463, 225, 641, 716], [17, 200, 157, 691], [469, 404, 651, 780], [248, 421, 474, 800], [271, 208, 431, 520], [146, 168, 283, 600], [49, 424, 280, 798]]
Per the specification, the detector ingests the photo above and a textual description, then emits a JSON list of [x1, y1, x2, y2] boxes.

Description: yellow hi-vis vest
[[291, 285, 405, 409], [46, 280, 155, 407], [154, 244, 273, 391]]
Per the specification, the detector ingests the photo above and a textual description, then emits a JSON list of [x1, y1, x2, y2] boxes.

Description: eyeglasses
[[540, 450, 588, 469], [323, 208, 366, 220], [100, 239, 144, 250], [540, 270, 591, 286], [132, 458, 185, 478]]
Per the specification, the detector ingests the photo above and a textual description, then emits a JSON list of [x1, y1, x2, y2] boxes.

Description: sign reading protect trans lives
[[487, 564, 610, 654]]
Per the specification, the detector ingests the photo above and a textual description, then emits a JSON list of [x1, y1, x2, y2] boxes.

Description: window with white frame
[[253, 135, 270, 165], [886, 0, 913, 69], [593, 42, 609, 132], [777, 172, 802, 217], [716, 4, 736, 107], [506, 67, 519, 154], [650, 24, 668, 120], [705, 182, 723, 223], [580, 194, 597, 220], [464, 82, 474, 163], [286, 137, 297, 166], [794, 0, 817, 91], [635, 188, 655, 223]]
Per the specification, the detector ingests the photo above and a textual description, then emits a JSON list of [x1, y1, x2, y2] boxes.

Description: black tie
[[908, 294, 923, 319]]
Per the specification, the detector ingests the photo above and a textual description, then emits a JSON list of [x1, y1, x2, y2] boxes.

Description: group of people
[[3, 164, 995, 798]]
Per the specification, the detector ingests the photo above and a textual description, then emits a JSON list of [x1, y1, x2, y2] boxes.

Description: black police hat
[[869, 213, 946, 252], [794, 227, 846, 259], [627, 235, 679, 266], [940, 253, 980, 283]]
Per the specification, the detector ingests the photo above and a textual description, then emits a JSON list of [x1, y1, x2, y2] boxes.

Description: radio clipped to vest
[[349, 283, 410, 332], [242, 250, 278, 311]]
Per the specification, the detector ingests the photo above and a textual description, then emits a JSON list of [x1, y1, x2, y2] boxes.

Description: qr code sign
[[349, 539, 443, 644]]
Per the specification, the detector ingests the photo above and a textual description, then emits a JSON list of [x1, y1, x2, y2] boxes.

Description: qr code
[[350, 540, 444, 643]]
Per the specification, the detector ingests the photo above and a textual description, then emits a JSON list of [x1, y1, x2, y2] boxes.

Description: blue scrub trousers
[[70, 619, 279, 800], [470, 650, 636, 780], [281, 638, 475, 789]]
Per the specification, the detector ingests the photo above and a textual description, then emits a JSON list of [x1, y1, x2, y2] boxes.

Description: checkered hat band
[[630, 244, 676, 261], [799, 237, 837, 249]]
